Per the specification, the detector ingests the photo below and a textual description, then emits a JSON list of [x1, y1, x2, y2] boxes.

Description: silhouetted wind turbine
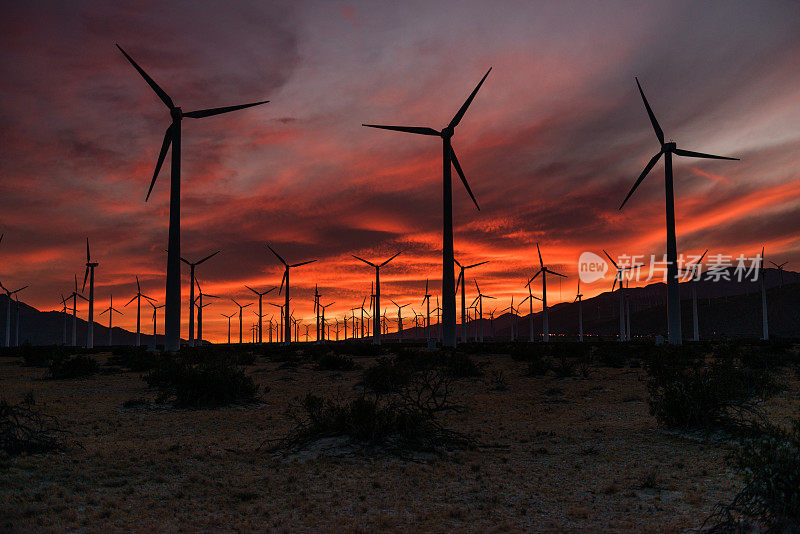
[[124, 276, 156, 346], [502, 297, 518, 341], [181, 250, 220, 347], [117, 44, 268, 352], [574, 280, 584, 342], [149, 301, 164, 349], [525, 244, 565, 342], [194, 280, 219, 345], [313, 284, 322, 342], [390, 300, 410, 343], [221, 312, 236, 344], [352, 251, 402, 345], [471, 280, 496, 342], [99, 295, 124, 346], [1, 282, 28, 348], [678, 250, 708, 342], [603, 250, 639, 342], [65, 274, 87, 347], [363, 68, 491, 347], [319, 302, 334, 341], [619, 77, 738, 345], [246, 284, 276, 344], [59, 295, 68, 345], [455, 259, 489, 343], [770, 259, 788, 287], [760, 246, 769, 341], [231, 299, 252, 344], [421, 278, 433, 343], [82, 238, 99, 349], [520, 284, 541, 342], [268, 244, 316, 345]]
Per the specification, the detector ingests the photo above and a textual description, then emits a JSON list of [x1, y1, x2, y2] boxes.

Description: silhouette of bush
[[108, 346, 161, 372], [180, 346, 256, 366], [646, 351, 779, 430], [704, 418, 800, 532], [19, 343, 65, 368], [1, 395, 69, 457], [280, 367, 469, 452], [552, 354, 578, 378], [49, 353, 99, 379], [362, 356, 415, 393], [363, 350, 480, 394], [316, 352, 355, 371], [525, 355, 552, 377], [145, 357, 258, 407]]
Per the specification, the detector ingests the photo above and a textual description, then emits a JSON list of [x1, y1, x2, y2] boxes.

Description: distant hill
[[2, 267, 799, 346]]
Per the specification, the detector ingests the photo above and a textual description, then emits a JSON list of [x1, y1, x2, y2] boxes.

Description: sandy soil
[[1, 350, 796, 532]]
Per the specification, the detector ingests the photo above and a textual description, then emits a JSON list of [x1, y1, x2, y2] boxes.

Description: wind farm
[[2, 2, 800, 532]]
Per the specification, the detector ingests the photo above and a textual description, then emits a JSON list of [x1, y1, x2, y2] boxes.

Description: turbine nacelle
[[441, 126, 454, 138], [170, 106, 183, 120], [662, 141, 676, 152]]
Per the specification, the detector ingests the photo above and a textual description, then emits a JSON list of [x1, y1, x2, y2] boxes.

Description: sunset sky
[[1, 1, 799, 342]]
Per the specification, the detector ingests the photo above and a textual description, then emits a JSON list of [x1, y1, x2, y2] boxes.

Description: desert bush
[[1, 395, 69, 457], [525, 355, 552, 376], [704, 418, 800, 533], [316, 352, 355, 371], [646, 351, 779, 430], [49, 353, 99, 379], [362, 350, 480, 394], [18, 343, 62, 367], [145, 358, 258, 407], [552, 354, 578, 378], [180, 346, 256, 366], [280, 366, 469, 452], [108, 346, 161, 372]]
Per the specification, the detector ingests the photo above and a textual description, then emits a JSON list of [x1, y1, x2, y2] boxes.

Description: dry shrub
[[1, 395, 70, 457]]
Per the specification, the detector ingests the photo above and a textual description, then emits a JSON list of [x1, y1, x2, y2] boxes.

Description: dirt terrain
[[1, 349, 796, 532]]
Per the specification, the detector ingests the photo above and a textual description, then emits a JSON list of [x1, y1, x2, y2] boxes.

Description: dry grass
[[0, 348, 796, 532]]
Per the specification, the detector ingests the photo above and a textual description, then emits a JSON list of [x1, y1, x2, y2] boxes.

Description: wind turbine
[[123, 276, 156, 346], [65, 274, 87, 347], [149, 301, 165, 349], [390, 300, 410, 343], [99, 294, 124, 346], [0, 282, 28, 348], [117, 45, 268, 352], [246, 285, 276, 344], [502, 297, 518, 342], [619, 77, 738, 345], [471, 280, 496, 342], [352, 251, 402, 345], [268, 244, 316, 345], [603, 250, 639, 342], [760, 246, 769, 341], [525, 244, 565, 342], [319, 302, 335, 342], [82, 238, 99, 349], [421, 278, 433, 343], [59, 295, 68, 345], [455, 259, 489, 343], [520, 284, 541, 342], [181, 250, 220, 347], [359, 297, 371, 341], [268, 302, 285, 343], [574, 280, 584, 342], [770, 259, 788, 287], [221, 312, 236, 344], [194, 280, 219, 345], [231, 299, 252, 344], [363, 68, 491, 347], [313, 284, 322, 342], [678, 250, 708, 342]]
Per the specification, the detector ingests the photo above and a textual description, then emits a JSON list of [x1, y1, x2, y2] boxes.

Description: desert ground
[[1, 345, 797, 532]]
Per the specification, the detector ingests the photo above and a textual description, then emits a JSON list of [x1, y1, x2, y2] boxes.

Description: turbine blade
[[547, 269, 567, 278], [537, 243, 543, 268], [116, 44, 174, 109], [619, 151, 662, 210], [146, 124, 173, 202], [196, 250, 220, 265], [245, 285, 258, 295], [602, 249, 619, 269], [136, 275, 141, 293], [380, 250, 402, 267], [279, 270, 286, 295], [290, 259, 316, 268], [698, 249, 709, 264], [525, 269, 542, 287], [183, 100, 269, 119], [267, 244, 287, 265], [449, 67, 492, 129], [450, 147, 480, 211], [673, 148, 739, 161], [86, 238, 91, 262], [82, 267, 89, 292], [635, 77, 664, 145], [361, 124, 440, 136], [124, 295, 137, 307], [466, 260, 489, 269]]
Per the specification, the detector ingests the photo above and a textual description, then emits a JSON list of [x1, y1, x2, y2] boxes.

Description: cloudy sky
[[1, 0, 799, 342]]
